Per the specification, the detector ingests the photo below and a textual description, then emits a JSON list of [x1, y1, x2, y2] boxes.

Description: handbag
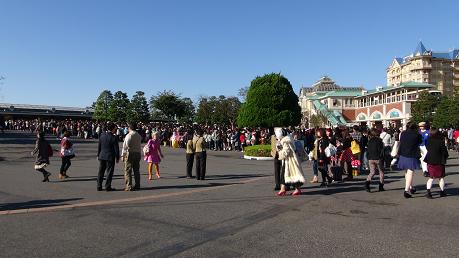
[[350, 140, 361, 155], [63, 147, 75, 157], [390, 141, 400, 157], [143, 143, 150, 156]]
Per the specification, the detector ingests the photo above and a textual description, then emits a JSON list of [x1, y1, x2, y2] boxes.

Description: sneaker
[[440, 191, 447, 197]]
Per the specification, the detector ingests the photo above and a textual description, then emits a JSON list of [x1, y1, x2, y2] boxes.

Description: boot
[[378, 183, 385, 192], [440, 191, 447, 197], [364, 181, 371, 192], [42, 171, 51, 182], [426, 189, 433, 199]]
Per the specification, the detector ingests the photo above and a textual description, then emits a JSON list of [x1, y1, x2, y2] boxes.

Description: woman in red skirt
[[424, 128, 449, 198]]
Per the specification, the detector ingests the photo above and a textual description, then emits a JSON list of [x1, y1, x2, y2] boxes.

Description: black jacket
[[97, 132, 120, 162], [398, 129, 422, 158], [367, 137, 384, 160], [424, 137, 448, 165]]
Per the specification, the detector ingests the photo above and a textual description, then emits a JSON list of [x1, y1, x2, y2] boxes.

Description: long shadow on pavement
[[0, 198, 84, 211], [139, 182, 237, 191]]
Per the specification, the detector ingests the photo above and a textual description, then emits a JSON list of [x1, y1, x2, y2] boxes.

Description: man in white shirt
[[122, 124, 142, 191]]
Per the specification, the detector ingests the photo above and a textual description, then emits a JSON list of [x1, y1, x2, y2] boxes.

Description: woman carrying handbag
[[60, 131, 75, 180]]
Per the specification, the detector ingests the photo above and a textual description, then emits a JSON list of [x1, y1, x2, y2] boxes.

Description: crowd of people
[[2, 117, 458, 199], [2, 118, 273, 152]]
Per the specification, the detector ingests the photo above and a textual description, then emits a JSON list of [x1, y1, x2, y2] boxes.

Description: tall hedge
[[237, 73, 301, 127]]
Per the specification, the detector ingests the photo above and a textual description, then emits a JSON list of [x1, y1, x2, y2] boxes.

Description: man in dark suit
[[97, 123, 120, 191]]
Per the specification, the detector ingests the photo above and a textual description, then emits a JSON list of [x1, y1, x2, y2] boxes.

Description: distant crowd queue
[[4, 118, 458, 199]]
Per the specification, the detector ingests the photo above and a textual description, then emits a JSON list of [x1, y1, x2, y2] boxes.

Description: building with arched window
[[387, 41, 459, 94], [299, 77, 434, 128]]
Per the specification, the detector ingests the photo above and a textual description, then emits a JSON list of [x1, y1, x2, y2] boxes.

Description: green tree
[[127, 91, 150, 124], [237, 73, 301, 128], [92, 90, 113, 121], [178, 97, 195, 123], [450, 93, 459, 128], [309, 114, 322, 128], [220, 96, 241, 128], [150, 90, 194, 121], [195, 95, 241, 126], [410, 91, 439, 125], [195, 96, 214, 125], [108, 91, 130, 123], [433, 93, 459, 128]]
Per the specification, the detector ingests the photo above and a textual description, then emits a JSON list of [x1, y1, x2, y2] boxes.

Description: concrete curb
[[243, 155, 274, 161]]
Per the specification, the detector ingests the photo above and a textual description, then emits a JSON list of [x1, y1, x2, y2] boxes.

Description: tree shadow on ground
[[0, 198, 83, 211]]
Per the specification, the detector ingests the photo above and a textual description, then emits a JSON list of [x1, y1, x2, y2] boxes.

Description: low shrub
[[244, 144, 272, 157]]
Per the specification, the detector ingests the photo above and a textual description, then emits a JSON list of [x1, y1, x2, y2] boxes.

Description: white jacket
[[278, 136, 305, 185]]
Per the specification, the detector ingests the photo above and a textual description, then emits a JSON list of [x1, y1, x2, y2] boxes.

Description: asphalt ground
[[1, 131, 459, 258]]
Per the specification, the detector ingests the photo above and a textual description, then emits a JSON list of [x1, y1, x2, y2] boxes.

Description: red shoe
[[276, 191, 286, 196], [291, 190, 301, 196]]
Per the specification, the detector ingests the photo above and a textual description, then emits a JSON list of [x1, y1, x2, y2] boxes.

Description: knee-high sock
[[439, 178, 445, 191], [426, 178, 433, 190], [405, 169, 413, 192]]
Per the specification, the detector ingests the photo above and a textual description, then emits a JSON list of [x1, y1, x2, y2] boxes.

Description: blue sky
[[1, 0, 458, 107]]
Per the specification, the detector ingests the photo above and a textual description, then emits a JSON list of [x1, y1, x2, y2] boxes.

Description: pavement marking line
[[0, 176, 267, 216]]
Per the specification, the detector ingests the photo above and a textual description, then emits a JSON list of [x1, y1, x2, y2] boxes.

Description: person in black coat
[[424, 128, 449, 198], [398, 122, 422, 198], [31, 132, 52, 182], [97, 123, 120, 191], [364, 129, 385, 192], [316, 128, 332, 187]]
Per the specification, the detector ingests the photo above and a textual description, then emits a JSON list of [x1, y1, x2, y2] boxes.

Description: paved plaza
[[1, 132, 459, 257]]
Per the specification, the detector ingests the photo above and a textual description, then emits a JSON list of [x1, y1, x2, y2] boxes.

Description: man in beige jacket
[[122, 124, 142, 191]]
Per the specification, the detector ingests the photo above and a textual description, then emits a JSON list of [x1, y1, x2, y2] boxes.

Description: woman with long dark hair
[[398, 122, 422, 198], [365, 128, 385, 192], [315, 128, 333, 187], [59, 131, 75, 179], [424, 128, 449, 198]]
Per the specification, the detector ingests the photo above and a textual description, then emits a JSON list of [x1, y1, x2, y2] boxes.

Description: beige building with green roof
[[298, 76, 364, 127]]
